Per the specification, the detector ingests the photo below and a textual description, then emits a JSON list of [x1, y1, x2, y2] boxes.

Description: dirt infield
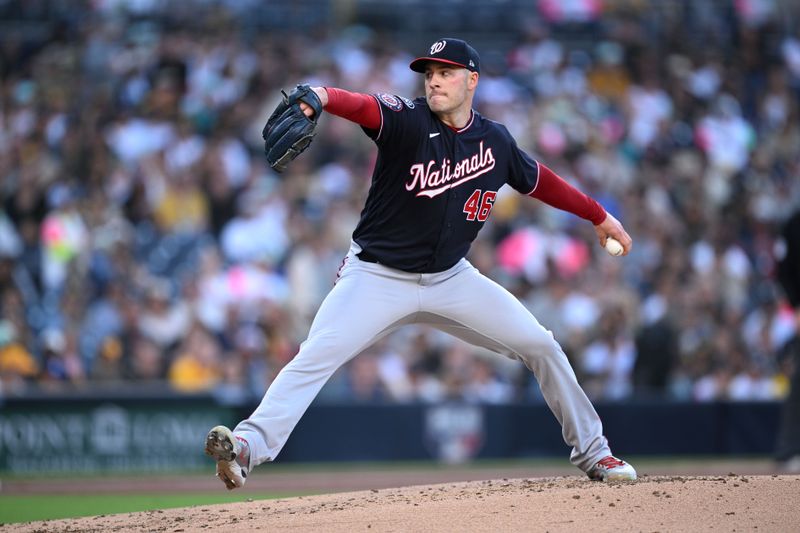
[[9, 473, 800, 532]]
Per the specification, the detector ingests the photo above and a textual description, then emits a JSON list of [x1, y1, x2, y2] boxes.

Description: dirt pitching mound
[[11, 475, 800, 532]]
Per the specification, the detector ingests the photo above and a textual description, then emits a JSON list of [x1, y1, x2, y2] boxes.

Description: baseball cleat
[[205, 425, 248, 490], [587, 455, 637, 481]]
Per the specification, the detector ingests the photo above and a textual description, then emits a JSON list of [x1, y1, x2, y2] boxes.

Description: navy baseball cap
[[410, 38, 480, 74]]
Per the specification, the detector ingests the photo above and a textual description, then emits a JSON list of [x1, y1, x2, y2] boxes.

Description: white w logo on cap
[[430, 41, 446, 55]]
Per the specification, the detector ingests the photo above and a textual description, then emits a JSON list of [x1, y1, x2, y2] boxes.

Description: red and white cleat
[[587, 455, 637, 481]]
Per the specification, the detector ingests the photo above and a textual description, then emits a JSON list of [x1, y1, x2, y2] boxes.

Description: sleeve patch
[[377, 93, 404, 111], [400, 96, 416, 109]]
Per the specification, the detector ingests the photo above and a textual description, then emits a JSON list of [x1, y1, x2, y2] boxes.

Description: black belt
[[357, 250, 380, 264]]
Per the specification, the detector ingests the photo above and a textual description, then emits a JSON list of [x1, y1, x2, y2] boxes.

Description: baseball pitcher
[[205, 37, 637, 489]]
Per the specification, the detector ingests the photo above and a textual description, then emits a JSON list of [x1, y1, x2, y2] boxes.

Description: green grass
[[4, 454, 772, 481], [0, 457, 567, 480], [0, 492, 306, 524]]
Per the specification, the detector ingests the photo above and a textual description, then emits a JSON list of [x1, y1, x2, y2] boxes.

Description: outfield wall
[[0, 397, 781, 474]]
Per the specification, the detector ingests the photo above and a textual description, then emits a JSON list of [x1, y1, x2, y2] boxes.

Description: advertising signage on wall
[[0, 398, 783, 472], [0, 401, 233, 473]]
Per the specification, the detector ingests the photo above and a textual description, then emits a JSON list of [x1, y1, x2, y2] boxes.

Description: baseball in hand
[[604, 237, 624, 256]]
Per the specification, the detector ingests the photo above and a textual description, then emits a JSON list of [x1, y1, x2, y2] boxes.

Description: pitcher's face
[[424, 63, 477, 114]]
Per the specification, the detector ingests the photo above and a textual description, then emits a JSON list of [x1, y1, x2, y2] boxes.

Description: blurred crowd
[[1, 0, 799, 405]]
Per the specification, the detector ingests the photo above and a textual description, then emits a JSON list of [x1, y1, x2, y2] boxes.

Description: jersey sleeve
[[362, 93, 422, 148], [505, 137, 540, 195], [324, 87, 381, 130]]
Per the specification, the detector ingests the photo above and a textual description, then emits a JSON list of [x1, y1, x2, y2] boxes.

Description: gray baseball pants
[[234, 242, 611, 472]]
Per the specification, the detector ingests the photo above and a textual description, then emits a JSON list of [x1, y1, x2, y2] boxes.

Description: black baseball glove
[[262, 84, 323, 173]]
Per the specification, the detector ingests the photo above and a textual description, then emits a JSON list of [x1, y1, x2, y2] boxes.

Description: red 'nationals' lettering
[[406, 141, 496, 198]]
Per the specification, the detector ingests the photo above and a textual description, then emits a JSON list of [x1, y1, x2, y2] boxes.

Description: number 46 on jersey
[[463, 189, 497, 222]]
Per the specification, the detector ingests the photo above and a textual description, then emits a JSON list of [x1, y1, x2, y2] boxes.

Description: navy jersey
[[352, 93, 540, 273]]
